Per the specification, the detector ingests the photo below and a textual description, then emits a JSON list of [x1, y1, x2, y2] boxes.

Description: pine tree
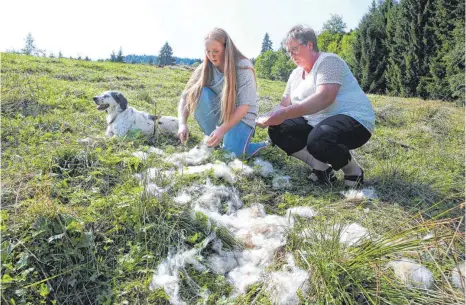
[[21, 32, 37, 55], [261, 33, 273, 53], [158, 42, 176, 66], [444, 19, 465, 103], [385, 0, 402, 95], [425, 0, 463, 100], [116, 47, 124, 63], [352, 0, 392, 94], [110, 50, 116, 62], [58, 50, 63, 58], [321, 14, 347, 35], [386, 0, 434, 97]]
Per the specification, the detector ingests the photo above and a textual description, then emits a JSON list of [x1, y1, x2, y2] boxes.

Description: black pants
[[268, 114, 371, 171]]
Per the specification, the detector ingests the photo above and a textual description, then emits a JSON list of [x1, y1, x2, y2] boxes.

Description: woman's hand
[[256, 105, 287, 128], [261, 108, 287, 126], [178, 123, 189, 145], [207, 125, 227, 147], [256, 116, 269, 128]]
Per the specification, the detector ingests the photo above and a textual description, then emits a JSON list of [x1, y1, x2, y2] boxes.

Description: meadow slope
[[1, 53, 465, 304]]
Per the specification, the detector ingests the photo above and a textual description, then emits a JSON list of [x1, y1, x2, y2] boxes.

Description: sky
[[1, 0, 374, 60]]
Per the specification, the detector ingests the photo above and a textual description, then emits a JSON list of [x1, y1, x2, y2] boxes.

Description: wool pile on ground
[[149, 178, 317, 304], [387, 259, 434, 289]]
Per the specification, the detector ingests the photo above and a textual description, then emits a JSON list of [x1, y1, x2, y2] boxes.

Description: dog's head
[[93, 91, 128, 111]]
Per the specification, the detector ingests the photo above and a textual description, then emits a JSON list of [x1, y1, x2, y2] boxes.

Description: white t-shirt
[[284, 53, 375, 132]]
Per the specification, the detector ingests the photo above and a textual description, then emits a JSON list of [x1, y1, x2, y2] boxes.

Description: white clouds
[[1, 0, 373, 60]]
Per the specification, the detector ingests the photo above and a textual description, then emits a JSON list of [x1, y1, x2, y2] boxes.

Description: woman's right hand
[[178, 123, 189, 145]]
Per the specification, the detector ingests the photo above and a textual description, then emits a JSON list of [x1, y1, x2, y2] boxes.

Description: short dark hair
[[285, 25, 319, 52]]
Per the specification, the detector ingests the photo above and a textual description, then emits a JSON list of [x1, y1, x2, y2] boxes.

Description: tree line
[[255, 0, 464, 103], [10, 0, 464, 102], [14, 34, 200, 66]]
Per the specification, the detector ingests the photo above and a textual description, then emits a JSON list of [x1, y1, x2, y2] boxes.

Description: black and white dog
[[93, 91, 178, 137]]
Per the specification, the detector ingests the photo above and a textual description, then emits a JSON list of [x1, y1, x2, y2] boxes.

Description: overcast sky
[[1, 0, 374, 60]]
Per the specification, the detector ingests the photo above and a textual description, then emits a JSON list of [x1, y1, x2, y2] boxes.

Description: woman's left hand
[[207, 125, 227, 147]]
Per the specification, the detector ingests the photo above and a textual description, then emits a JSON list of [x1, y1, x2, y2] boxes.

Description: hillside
[[1, 53, 465, 304]]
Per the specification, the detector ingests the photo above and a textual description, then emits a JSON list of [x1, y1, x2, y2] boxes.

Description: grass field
[[1, 53, 465, 304]]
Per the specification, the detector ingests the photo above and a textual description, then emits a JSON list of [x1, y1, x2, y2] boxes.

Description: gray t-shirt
[[204, 58, 258, 128], [284, 53, 375, 132]]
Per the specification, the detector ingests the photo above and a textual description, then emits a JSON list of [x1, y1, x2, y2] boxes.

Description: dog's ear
[[111, 92, 128, 110]]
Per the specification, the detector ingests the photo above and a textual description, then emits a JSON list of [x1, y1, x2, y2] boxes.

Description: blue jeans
[[194, 87, 267, 157]]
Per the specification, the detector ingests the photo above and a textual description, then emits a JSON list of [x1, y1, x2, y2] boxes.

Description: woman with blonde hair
[[177, 28, 267, 157]]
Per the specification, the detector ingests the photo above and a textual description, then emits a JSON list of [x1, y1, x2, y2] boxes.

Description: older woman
[[178, 28, 267, 157], [258, 25, 375, 187]]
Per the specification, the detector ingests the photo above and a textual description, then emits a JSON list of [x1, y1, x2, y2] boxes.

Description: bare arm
[[262, 83, 340, 126], [207, 105, 249, 147], [177, 96, 190, 144], [178, 96, 189, 125], [279, 94, 291, 108], [221, 104, 249, 131]]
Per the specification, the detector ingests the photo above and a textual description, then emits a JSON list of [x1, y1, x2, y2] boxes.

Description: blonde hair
[[183, 28, 256, 124]]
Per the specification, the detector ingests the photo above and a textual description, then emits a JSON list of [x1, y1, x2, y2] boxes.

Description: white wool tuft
[[213, 162, 236, 184], [236, 203, 267, 219], [335, 223, 369, 246], [77, 137, 92, 144], [174, 192, 192, 205], [144, 168, 175, 182], [387, 259, 434, 289], [254, 158, 274, 177], [166, 139, 213, 166], [192, 182, 243, 215], [181, 163, 214, 175], [272, 175, 292, 190], [146, 168, 163, 181], [147, 146, 165, 155], [207, 252, 240, 275], [286, 206, 317, 219], [149, 259, 186, 305], [150, 234, 216, 303], [228, 159, 254, 176], [341, 188, 377, 200], [228, 263, 264, 294], [132, 151, 148, 160], [422, 233, 434, 240], [145, 183, 167, 198], [265, 253, 310, 305], [223, 152, 237, 160], [451, 262, 465, 291]]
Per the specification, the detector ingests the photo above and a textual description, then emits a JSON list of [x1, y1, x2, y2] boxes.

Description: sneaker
[[344, 169, 364, 188], [308, 167, 337, 185]]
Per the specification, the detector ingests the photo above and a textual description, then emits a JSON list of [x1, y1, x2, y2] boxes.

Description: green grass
[[1, 53, 465, 304]]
